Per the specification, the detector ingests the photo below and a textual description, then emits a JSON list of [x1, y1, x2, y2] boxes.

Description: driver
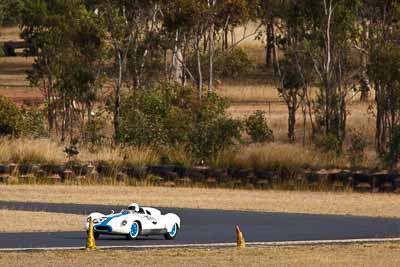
[[128, 203, 140, 212]]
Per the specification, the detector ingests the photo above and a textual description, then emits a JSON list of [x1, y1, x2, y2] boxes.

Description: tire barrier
[[1, 162, 400, 192]]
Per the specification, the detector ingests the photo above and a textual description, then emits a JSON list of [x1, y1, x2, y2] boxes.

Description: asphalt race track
[[1, 201, 400, 249]]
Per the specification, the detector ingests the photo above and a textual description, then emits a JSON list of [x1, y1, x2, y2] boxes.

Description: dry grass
[[232, 142, 379, 171], [218, 83, 280, 102], [1, 185, 400, 218], [0, 27, 21, 42], [0, 210, 83, 232], [0, 138, 159, 166], [78, 146, 159, 167], [0, 138, 66, 164], [232, 143, 349, 170], [1, 243, 400, 267]]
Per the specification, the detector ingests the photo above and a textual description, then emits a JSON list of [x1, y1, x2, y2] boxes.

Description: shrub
[[0, 0, 24, 26], [315, 133, 342, 156], [0, 96, 22, 136], [20, 108, 48, 138], [348, 130, 367, 168], [244, 110, 274, 144], [120, 83, 242, 162], [189, 94, 242, 161], [83, 111, 107, 150], [187, 48, 254, 80], [64, 139, 79, 161], [119, 85, 174, 146], [214, 48, 254, 78]]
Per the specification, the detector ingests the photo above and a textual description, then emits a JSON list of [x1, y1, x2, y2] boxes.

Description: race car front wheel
[[127, 221, 141, 240], [94, 232, 100, 240], [87, 231, 100, 240], [164, 223, 178, 240]]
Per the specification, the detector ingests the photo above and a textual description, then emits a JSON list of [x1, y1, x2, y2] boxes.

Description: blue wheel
[[127, 222, 140, 240], [164, 223, 178, 240]]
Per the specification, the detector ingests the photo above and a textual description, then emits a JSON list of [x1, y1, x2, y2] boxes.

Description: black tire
[[164, 223, 178, 240], [127, 221, 141, 240], [87, 231, 100, 240], [94, 232, 100, 240]]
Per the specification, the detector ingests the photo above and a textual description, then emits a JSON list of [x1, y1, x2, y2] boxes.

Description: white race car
[[85, 203, 181, 240]]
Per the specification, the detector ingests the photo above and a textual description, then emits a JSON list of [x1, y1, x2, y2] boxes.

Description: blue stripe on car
[[98, 212, 129, 227]]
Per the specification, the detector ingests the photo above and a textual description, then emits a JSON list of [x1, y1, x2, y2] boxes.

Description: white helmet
[[128, 203, 139, 212]]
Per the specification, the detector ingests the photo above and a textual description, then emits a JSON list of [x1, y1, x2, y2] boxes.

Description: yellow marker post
[[86, 217, 96, 250], [236, 225, 246, 249]]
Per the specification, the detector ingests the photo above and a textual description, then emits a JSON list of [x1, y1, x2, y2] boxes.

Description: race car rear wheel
[[164, 223, 178, 240], [127, 221, 141, 240]]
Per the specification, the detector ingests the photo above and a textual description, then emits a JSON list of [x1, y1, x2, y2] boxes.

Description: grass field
[[1, 243, 400, 267], [0, 138, 159, 166], [0, 137, 375, 169], [1, 185, 400, 218], [0, 210, 83, 232]]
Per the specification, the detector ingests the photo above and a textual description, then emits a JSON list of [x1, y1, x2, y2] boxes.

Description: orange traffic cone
[[86, 217, 96, 250], [236, 225, 246, 249]]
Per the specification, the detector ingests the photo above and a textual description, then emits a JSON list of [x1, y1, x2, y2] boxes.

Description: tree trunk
[[46, 75, 54, 135], [172, 30, 184, 83], [265, 22, 274, 67], [359, 52, 370, 102], [173, 48, 184, 83], [61, 94, 66, 143], [288, 102, 296, 143], [114, 53, 123, 142], [69, 100, 73, 141], [208, 20, 214, 94], [224, 28, 228, 50], [271, 22, 280, 76], [302, 97, 307, 146], [164, 48, 168, 79], [360, 19, 370, 102], [196, 36, 203, 100], [375, 83, 385, 154]]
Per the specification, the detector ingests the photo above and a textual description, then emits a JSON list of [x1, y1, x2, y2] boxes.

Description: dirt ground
[[0, 210, 83, 232], [1, 243, 400, 267], [1, 185, 400, 218]]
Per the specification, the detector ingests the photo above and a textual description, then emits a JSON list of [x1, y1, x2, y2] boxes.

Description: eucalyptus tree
[[163, 0, 251, 98], [268, 0, 314, 143], [21, 0, 106, 140], [288, 0, 360, 146], [255, 0, 283, 69], [364, 0, 400, 155], [259, 0, 359, 146], [96, 0, 164, 141], [21, 0, 67, 134]]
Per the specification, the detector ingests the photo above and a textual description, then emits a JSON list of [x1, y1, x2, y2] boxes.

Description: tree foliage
[[120, 83, 242, 161], [245, 110, 274, 144], [0, 0, 24, 26], [0, 96, 22, 137]]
